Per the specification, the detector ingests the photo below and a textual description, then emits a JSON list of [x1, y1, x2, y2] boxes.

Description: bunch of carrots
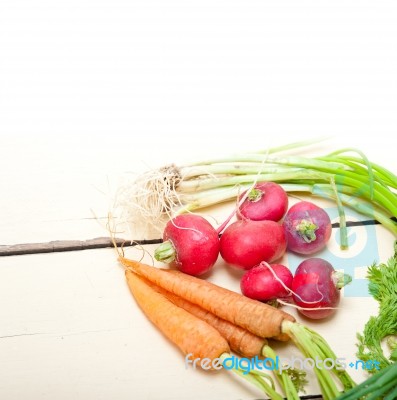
[[115, 245, 355, 400]]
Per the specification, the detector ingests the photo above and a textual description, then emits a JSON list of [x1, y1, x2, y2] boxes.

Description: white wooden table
[[1, 2, 396, 399], [0, 135, 395, 400]]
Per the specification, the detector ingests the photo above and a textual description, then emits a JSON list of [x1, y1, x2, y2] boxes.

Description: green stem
[[295, 219, 318, 243], [365, 378, 397, 400], [178, 170, 328, 192], [324, 148, 375, 200], [313, 186, 397, 236], [333, 271, 353, 290], [322, 155, 397, 189], [282, 321, 341, 399], [376, 362, 397, 386], [384, 383, 397, 400], [320, 183, 397, 214], [336, 363, 395, 400], [333, 174, 397, 216], [153, 240, 176, 263], [307, 328, 355, 390], [297, 333, 337, 400], [247, 188, 263, 202], [180, 165, 300, 180], [262, 345, 302, 400], [283, 373, 301, 400], [219, 353, 283, 400], [330, 176, 349, 250], [319, 155, 397, 190]]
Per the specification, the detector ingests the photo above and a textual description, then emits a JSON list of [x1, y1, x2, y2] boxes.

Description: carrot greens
[[356, 241, 397, 372]]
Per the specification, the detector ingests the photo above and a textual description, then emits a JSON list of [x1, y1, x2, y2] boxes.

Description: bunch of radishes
[[154, 182, 351, 320]]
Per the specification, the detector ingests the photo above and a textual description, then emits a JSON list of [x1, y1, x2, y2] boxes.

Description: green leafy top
[[357, 241, 397, 373], [286, 367, 308, 393]]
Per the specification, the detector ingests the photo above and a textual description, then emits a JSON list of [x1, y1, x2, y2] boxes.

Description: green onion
[[116, 140, 397, 244], [336, 362, 397, 400]]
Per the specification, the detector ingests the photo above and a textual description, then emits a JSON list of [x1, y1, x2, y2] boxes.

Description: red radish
[[238, 182, 288, 222], [283, 201, 331, 255], [291, 258, 351, 320], [220, 220, 287, 270], [241, 263, 293, 302], [154, 214, 219, 276]]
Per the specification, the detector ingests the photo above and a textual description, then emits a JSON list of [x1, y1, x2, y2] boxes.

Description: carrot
[[119, 255, 355, 400], [167, 269, 292, 342], [147, 278, 267, 358], [146, 278, 303, 400], [125, 269, 229, 364], [126, 270, 284, 400], [120, 256, 294, 340]]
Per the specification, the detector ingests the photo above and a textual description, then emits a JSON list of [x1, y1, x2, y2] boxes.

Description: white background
[[1, 1, 397, 399]]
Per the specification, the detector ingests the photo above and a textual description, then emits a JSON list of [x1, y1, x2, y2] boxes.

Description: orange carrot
[[125, 269, 230, 365], [148, 279, 267, 358], [143, 278, 303, 400], [120, 256, 295, 340], [126, 271, 287, 399], [119, 254, 355, 399]]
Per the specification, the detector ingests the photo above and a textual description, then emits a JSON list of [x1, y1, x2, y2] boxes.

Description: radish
[[219, 220, 287, 270], [291, 258, 351, 319], [154, 214, 220, 276], [238, 182, 288, 222], [240, 263, 293, 302], [283, 201, 331, 255]]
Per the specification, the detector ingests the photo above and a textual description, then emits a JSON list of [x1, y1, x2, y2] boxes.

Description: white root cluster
[[114, 164, 184, 239]]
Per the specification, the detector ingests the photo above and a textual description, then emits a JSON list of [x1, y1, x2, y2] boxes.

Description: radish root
[[260, 262, 325, 305], [276, 298, 340, 311]]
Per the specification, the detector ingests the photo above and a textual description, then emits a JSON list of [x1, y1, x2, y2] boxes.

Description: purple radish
[[283, 201, 332, 255], [291, 258, 351, 320]]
